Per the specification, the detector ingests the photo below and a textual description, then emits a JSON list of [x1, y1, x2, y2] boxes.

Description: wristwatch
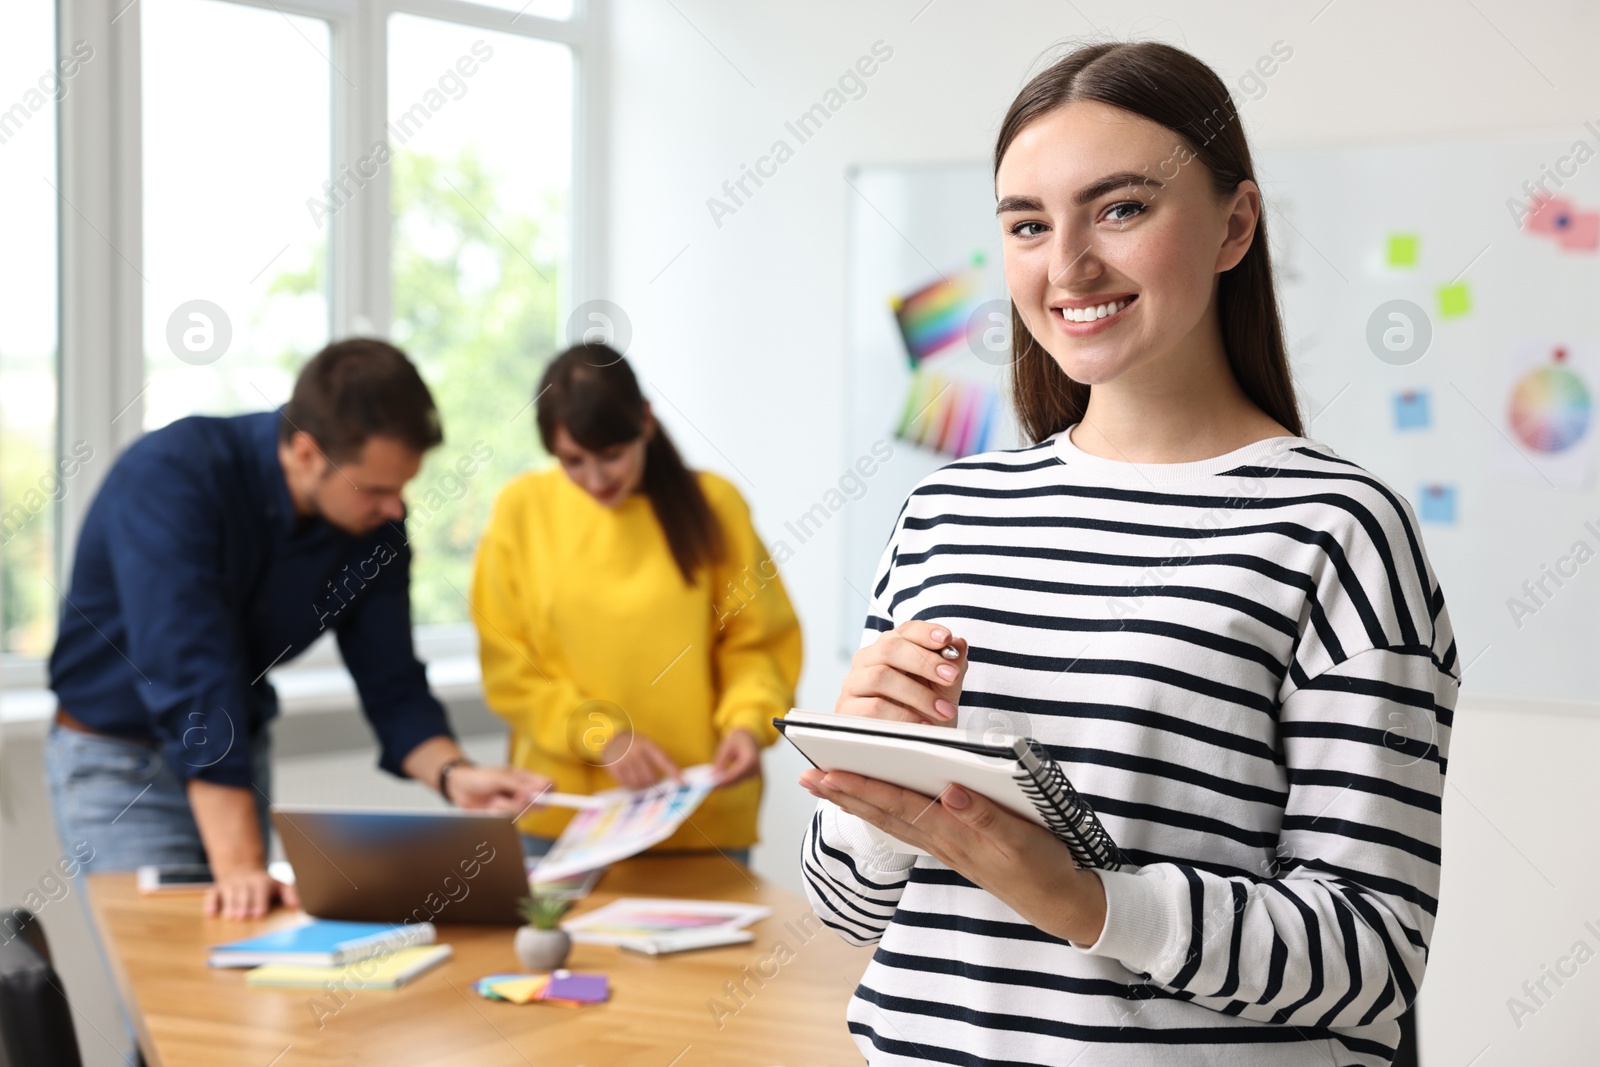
[[437, 756, 474, 805]]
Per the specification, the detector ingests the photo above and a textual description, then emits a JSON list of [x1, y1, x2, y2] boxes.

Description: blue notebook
[[208, 920, 436, 968]]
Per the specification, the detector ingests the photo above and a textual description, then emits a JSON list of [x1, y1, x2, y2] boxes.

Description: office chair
[[0, 908, 84, 1067]]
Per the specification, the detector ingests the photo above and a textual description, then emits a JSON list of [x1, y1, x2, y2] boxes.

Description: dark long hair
[[535, 344, 725, 584], [994, 41, 1302, 443]]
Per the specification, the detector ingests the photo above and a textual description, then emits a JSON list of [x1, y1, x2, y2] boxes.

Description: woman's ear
[[1216, 180, 1260, 274], [641, 402, 658, 442]]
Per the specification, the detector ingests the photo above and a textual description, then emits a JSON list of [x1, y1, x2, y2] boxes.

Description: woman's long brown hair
[[994, 41, 1303, 443], [535, 345, 726, 584]]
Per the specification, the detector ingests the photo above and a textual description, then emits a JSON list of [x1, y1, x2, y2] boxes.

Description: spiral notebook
[[775, 710, 1123, 871]]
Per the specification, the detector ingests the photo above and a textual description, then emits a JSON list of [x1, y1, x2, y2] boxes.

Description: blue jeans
[[521, 834, 750, 867], [44, 721, 273, 872]]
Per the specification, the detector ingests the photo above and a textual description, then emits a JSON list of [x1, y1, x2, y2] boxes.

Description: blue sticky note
[[1418, 485, 1456, 524], [1394, 390, 1430, 431]]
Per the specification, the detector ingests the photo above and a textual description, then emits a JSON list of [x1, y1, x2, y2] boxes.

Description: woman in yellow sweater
[[471, 343, 802, 865]]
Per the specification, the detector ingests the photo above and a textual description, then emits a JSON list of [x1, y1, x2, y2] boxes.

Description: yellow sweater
[[471, 467, 802, 849]]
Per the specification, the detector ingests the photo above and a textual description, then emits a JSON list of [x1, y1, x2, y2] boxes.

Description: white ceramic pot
[[514, 926, 572, 971]]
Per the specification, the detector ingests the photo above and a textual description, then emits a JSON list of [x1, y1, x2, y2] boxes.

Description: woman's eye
[[1008, 220, 1047, 238], [1105, 201, 1147, 222]]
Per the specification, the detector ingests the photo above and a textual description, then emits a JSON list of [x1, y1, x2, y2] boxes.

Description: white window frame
[[5, 0, 607, 703]]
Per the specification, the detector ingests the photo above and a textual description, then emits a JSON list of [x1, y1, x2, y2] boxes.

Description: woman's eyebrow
[[996, 171, 1165, 215]]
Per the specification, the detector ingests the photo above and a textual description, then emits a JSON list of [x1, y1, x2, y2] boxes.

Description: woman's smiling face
[[996, 99, 1255, 389]]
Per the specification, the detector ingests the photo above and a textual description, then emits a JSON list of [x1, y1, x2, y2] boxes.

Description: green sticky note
[[1437, 281, 1472, 319], [1386, 233, 1419, 268]]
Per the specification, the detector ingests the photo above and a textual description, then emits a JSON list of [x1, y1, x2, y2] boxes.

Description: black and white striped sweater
[[801, 426, 1460, 1066]]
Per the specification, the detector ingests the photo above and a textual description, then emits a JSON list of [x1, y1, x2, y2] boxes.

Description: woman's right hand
[[836, 621, 968, 726], [600, 731, 682, 789]]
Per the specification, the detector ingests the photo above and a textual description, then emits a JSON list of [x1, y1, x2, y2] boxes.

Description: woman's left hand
[[799, 768, 1108, 945], [712, 728, 763, 786]]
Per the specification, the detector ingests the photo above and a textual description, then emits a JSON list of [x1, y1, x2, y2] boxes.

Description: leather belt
[[54, 707, 158, 746]]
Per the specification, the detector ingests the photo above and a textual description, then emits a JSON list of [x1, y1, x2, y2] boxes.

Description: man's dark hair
[[278, 338, 444, 461]]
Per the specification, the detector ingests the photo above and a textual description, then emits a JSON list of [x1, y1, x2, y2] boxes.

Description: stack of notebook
[[209, 919, 452, 989]]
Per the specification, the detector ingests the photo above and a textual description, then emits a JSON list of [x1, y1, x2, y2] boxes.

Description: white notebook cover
[[779, 709, 1050, 855]]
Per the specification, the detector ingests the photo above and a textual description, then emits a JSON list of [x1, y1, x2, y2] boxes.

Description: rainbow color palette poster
[[1498, 340, 1599, 489], [890, 267, 984, 364], [895, 369, 1001, 458]]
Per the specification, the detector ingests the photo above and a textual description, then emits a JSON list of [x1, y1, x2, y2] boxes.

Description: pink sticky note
[[1557, 211, 1600, 252], [1526, 194, 1575, 234]]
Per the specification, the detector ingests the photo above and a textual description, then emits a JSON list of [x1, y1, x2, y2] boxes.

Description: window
[[0, 4, 62, 656], [141, 0, 332, 430], [20, 0, 596, 683], [388, 14, 572, 624]]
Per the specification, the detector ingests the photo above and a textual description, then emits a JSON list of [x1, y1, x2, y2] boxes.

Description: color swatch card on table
[[532, 765, 717, 883], [476, 971, 610, 1005], [562, 898, 772, 946]]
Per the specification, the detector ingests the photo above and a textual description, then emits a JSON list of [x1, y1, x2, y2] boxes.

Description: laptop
[[271, 806, 530, 925]]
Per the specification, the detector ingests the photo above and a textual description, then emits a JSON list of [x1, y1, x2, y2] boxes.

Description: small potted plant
[[514, 893, 575, 971]]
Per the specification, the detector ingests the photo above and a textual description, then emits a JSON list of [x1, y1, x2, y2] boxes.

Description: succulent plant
[[517, 893, 575, 931]]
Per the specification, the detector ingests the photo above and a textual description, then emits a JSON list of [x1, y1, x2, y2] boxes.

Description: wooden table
[[87, 856, 871, 1066]]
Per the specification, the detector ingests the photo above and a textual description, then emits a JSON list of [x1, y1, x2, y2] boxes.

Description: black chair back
[[0, 909, 84, 1067]]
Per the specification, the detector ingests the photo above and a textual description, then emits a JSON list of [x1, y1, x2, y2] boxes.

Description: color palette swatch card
[[531, 765, 717, 883], [562, 898, 772, 946], [475, 971, 609, 1006]]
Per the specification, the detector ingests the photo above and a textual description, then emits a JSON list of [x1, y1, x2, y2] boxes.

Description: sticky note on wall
[[1418, 484, 1457, 524], [1394, 390, 1430, 431], [1437, 282, 1472, 319], [1386, 233, 1419, 268]]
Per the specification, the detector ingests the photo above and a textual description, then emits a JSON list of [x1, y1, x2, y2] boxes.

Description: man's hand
[[711, 728, 762, 786], [601, 732, 681, 790], [445, 765, 552, 815], [204, 867, 299, 922], [188, 776, 289, 921]]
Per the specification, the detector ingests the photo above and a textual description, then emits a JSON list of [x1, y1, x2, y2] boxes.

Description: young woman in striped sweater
[[800, 41, 1459, 1066]]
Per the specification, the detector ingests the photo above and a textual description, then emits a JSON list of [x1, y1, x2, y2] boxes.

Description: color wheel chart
[[1508, 347, 1591, 453]]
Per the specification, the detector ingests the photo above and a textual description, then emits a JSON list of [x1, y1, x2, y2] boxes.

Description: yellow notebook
[[245, 944, 452, 989]]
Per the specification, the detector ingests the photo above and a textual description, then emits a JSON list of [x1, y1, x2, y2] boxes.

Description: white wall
[[603, 2, 1600, 1063]]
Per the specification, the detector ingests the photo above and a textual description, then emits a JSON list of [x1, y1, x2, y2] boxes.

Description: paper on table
[[532, 765, 718, 884], [562, 897, 772, 946]]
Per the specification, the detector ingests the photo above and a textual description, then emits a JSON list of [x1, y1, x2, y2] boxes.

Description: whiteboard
[[842, 142, 1600, 707]]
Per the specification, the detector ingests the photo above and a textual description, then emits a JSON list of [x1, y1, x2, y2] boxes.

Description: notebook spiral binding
[[1011, 739, 1124, 871]]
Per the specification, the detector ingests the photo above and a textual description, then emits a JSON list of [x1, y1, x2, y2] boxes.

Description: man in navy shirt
[[46, 339, 549, 920]]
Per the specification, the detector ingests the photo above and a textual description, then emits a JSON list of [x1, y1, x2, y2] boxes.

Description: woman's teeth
[[1058, 296, 1135, 322]]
